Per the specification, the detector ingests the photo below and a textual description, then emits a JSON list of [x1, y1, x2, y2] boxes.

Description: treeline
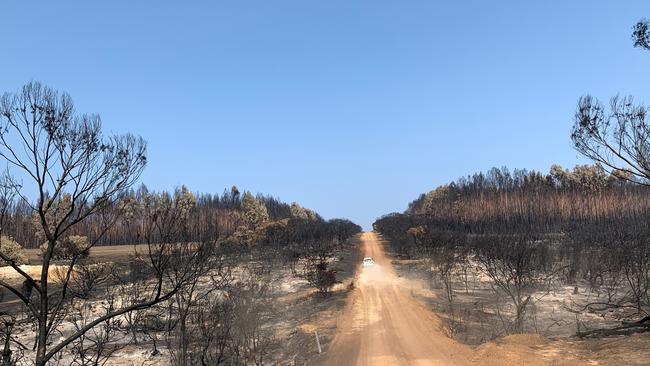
[[402, 164, 650, 235], [1, 184, 346, 249], [0, 183, 361, 364], [374, 164, 650, 334], [0, 169, 361, 365]]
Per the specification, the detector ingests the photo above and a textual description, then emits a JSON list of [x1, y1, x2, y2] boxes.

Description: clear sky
[[3, 1, 650, 229]]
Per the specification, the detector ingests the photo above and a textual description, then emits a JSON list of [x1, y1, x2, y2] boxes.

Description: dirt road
[[323, 232, 472, 366]]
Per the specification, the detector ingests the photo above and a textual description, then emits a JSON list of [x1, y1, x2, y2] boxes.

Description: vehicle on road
[[362, 257, 374, 266]]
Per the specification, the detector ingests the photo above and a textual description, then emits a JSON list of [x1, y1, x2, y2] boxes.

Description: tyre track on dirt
[[322, 232, 472, 366]]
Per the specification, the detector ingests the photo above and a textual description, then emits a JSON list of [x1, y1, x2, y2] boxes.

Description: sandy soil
[[23, 243, 152, 265], [323, 232, 473, 365], [0, 239, 363, 365], [4, 235, 649, 365], [321, 232, 617, 366]]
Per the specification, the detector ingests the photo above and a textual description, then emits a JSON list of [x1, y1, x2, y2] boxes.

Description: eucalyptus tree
[[571, 20, 650, 184], [0, 82, 211, 365]]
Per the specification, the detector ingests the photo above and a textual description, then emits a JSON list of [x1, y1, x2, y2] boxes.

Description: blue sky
[[3, 1, 650, 229]]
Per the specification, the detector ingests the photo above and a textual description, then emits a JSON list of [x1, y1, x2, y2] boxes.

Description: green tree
[[242, 192, 269, 228], [39, 235, 88, 260], [0, 236, 27, 266], [290, 202, 309, 220]]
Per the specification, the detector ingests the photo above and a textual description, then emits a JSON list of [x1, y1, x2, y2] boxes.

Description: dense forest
[[374, 164, 650, 335], [0, 183, 351, 249], [403, 164, 649, 233]]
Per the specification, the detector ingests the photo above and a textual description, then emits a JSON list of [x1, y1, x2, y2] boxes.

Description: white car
[[362, 257, 374, 266]]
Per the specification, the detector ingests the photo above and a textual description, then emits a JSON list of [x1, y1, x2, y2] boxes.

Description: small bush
[[306, 261, 337, 294], [41, 235, 89, 260], [0, 236, 28, 266]]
